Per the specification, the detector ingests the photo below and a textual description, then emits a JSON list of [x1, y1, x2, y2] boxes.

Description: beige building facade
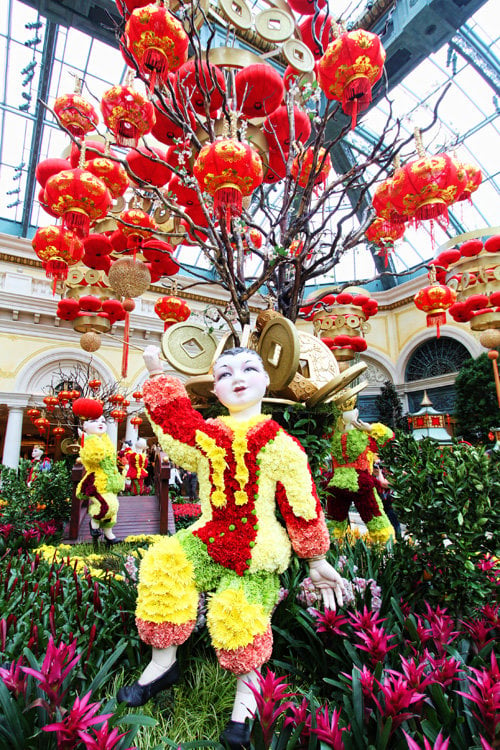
[[0, 231, 483, 468]]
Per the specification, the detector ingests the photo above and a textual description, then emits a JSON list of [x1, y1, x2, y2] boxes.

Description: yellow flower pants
[[135, 529, 280, 674]]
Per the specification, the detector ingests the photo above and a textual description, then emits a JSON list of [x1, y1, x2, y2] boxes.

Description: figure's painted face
[[32, 446, 43, 460], [83, 415, 107, 435], [213, 350, 269, 413]]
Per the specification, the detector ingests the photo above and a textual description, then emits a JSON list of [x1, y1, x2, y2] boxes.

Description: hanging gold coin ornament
[[161, 322, 219, 376], [257, 316, 301, 391]]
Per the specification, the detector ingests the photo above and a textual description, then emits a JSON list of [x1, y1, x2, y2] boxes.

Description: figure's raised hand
[[308, 558, 344, 611], [144, 345, 163, 376]]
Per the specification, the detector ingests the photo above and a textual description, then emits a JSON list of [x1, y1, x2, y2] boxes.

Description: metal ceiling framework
[[0, 0, 498, 289]]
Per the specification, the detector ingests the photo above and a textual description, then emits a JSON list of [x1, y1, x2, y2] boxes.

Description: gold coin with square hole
[[161, 322, 218, 375], [257, 317, 300, 390]]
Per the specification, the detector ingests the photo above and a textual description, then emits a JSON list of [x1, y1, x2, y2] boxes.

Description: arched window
[[405, 337, 471, 382]]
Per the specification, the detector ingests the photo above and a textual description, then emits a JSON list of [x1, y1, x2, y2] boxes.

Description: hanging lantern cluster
[[317, 28, 386, 129], [413, 266, 457, 338], [372, 134, 477, 241], [432, 234, 500, 334], [43, 167, 112, 238], [300, 287, 378, 364], [154, 295, 191, 330], [365, 217, 405, 266]]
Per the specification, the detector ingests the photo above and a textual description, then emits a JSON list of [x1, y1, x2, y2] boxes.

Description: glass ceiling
[[0, 0, 498, 292]]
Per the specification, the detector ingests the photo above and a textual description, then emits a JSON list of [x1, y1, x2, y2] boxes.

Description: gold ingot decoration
[[80, 331, 102, 352], [278, 372, 318, 401], [305, 361, 368, 407], [328, 380, 369, 406], [73, 314, 111, 335], [162, 322, 219, 376], [257, 316, 300, 390], [108, 257, 151, 298], [60, 437, 81, 455]]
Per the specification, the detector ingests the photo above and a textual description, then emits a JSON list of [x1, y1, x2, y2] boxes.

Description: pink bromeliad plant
[[0, 636, 141, 750]]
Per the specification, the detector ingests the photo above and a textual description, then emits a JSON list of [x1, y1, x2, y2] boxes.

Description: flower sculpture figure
[[323, 400, 395, 544], [117, 345, 345, 750]]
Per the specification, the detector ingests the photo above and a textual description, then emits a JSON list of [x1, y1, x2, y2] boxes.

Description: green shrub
[[380, 433, 500, 618]]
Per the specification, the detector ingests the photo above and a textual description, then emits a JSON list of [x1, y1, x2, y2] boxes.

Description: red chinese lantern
[[69, 390, 80, 400], [263, 147, 288, 185], [69, 139, 108, 168], [193, 138, 263, 226], [151, 96, 196, 145], [101, 84, 155, 147], [109, 393, 125, 405], [392, 132, 468, 229], [287, 0, 326, 14], [318, 30, 386, 128], [174, 60, 226, 115], [34, 416, 50, 434], [242, 228, 263, 256], [73, 397, 104, 420], [372, 173, 407, 226], [110, 408, 127, 423], [365, 217, 405, 266], [32, 225, 84, 289], [35, 157, 72, 188], [263, 106, 311, 150], [58, 387, 74, 403], [299, 13, 335, 59], [142, 238, 179, 276], [27, 408, 41, 421], [52, 425, 65, 441], [124, 2, 189, 90], [43, 395, 59, 412], [85, 157, 129, 198], [414, 271, 457, 338], [291, 147, 332, 188], [130, 415, 143, 427], [126, 147, 171, 187], [455, 159, 482, 202], [53, 92, 98, 137], [118, 208, 157, 250], [234, 64, 284, 119], [132, 390, 143, 401], [44, 169, 112, 238], [88, 379, 102, 391], [154, 295, 191, 330]]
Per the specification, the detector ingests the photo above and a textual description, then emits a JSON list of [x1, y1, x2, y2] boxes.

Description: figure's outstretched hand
[[308, 558, 344, 611], [144, 345, 163, 376]]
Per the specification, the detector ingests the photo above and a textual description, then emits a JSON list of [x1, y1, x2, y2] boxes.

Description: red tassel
[[122, 311, 130, 378], [64, 211, 90, 238], [426, 311, 446, 338], [214, 186, 243, 231], [342, 78, 371, 129]]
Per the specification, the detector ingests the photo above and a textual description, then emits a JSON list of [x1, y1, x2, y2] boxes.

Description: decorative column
[[106, 419, 118, 449], [2, 406, 25, 468], [124, 413, 138, 446]]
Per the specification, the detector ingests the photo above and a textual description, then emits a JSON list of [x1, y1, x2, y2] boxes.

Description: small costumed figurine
[[73, 397, 125, 546], [117, 345, 345, 750], [27, 444, 52, 488], [323, 397, 395, 544], [123, 437, 149, 495], [117, 440, 133, 472]]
